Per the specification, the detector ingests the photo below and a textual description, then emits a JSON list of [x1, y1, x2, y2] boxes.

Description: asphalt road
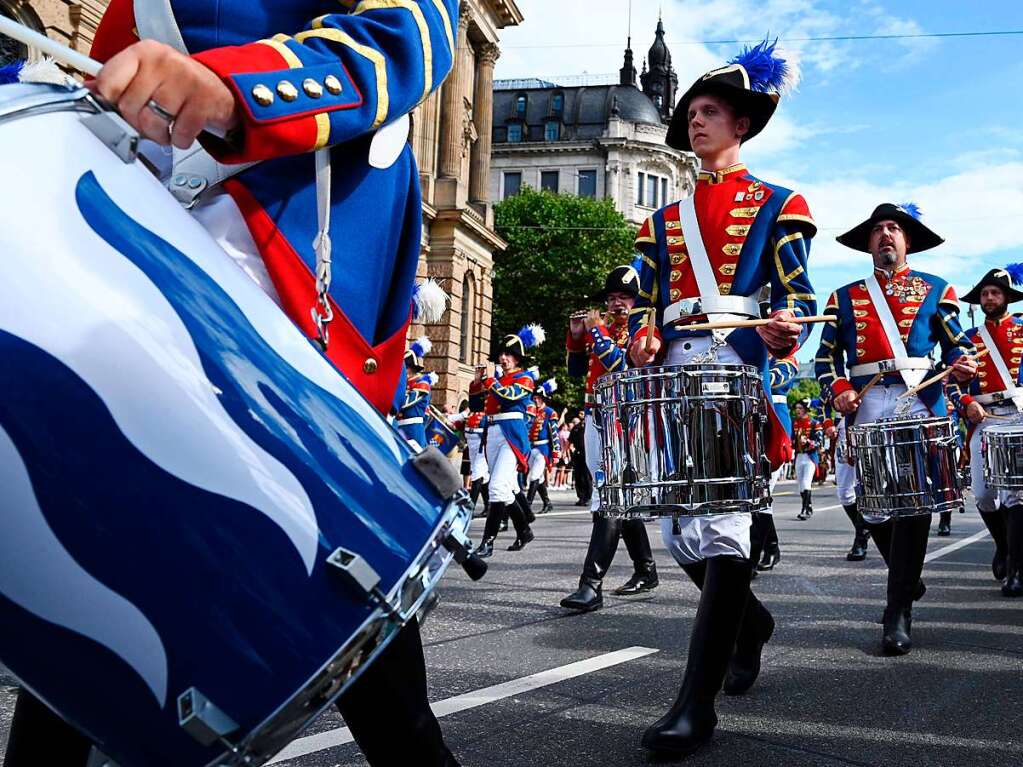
[[2, 480, 1022, 766]]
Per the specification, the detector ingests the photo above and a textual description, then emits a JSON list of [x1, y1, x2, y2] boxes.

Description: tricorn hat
[[836, 202, 944, 254], [536, 378, 558, 400], [404, 336, 432, 370], [491, 324, 546, 363], [666, 39, 799, 152], [589, 264, 641, 302], [961, 264, 1023, 305]]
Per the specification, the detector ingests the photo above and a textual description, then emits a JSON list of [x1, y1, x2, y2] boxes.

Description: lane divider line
[[269, 646, 660, 763], [925, 528, 990, 563]]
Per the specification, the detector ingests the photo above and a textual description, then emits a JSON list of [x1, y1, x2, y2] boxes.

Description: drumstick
[[644, 308, 656, 353], [676, 315, 837, 332], [853, 373, 884, 404], [898, 349, 991, 400], [0, 16, 228, 139]]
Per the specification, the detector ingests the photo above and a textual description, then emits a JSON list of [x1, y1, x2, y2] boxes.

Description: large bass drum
[[0, 82, 474, 767], [849, 414, 962, 517], [593, 363, 771, 518]]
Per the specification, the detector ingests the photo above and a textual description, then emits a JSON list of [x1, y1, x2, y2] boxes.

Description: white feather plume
[[413, 279, 449, 324], [19, 58, 74, 87]]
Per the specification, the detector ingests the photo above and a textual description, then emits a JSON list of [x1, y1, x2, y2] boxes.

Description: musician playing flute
[[815, 202, 977, 655], [949, 266, 1023, 597], [561, 265, 659, 613], [627, 41, 815, 758]]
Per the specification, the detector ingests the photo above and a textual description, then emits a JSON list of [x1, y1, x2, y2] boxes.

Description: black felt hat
[[961, 266, 1023, 305], [836, 203, 944, 254], [589, 264, 640, 302]]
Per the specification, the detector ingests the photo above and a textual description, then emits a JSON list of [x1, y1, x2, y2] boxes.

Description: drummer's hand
[[89, 40, 240, 149], [834, 390, 860, 414], [629, 336, 661, 366], [965, 401, 986, 424], [757, 309, 802, 351], [584, 309, 604, 331], [950, 354, 978, 383]]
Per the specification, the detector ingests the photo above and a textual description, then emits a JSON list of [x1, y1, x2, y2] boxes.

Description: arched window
[[515, 93, 527, 117], [551, 92, 564, 115], [459, 273, 476, 363]]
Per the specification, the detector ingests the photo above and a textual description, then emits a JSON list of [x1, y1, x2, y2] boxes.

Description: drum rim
[[225, 493, 472, 764], [0, 83, 91, 123]]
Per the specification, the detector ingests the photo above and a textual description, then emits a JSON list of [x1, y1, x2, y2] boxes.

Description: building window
[[503, 172, 522, 198], [515, 93, 527, 116], [540, 170, 560, 193], [459, 274, 475, 363], [544, 121, 561, 141], [661, 177, 669, 206], [578, 170, 597, 198], [646, 175, 658, 209], [637, 172, 645, 206], [551, 92, 564, 115], [506, 123, 523, 143]]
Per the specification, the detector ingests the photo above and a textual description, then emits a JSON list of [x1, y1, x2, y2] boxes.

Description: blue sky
[[495, 0, 1023, 360]]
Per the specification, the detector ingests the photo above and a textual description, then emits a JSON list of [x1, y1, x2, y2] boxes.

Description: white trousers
[[660, 337, 752, 564], [969, 403, 1023, 512], [584, 412, 603, 512], [485, 427, 520, 504], [835, 418, 858, 506], [765, 464, 787, 515], [527, 447, 548, 484], [848, 385, 929, 524], [467, 433, 489, 482], [795, 453, 816, 492]]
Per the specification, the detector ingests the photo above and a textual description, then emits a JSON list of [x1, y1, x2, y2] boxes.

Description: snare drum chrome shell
[[593, 363, 770, 518], [982, 418, 1023, 490], [849, 414, 962, 518]]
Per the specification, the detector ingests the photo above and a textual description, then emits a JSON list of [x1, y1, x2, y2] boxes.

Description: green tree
[[493, 188, 638, 410], [787, 377, 821, 409]]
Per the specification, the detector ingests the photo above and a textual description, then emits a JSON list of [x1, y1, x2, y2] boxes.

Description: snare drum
[[594, 363, 771, 518], [0, 83, 474, 767], [849, 415, 962, 517], [982, 419, 1023, 490]]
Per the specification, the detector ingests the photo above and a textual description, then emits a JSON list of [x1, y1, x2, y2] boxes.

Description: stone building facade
[[490, 21, 698, 227], [2, 0, 523, 410]]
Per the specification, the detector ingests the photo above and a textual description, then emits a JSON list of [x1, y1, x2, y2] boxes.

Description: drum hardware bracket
[[177, 687, 241, 749], [326, 547, 401, 620], [442, 524, 488, 581], [81, 109, 139, 164]]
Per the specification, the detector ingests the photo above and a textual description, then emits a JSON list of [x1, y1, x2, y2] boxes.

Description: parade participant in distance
[[791, 400, 821, 521], [472, 326, 545, 558], [628, 40, 812, 757], [561, 265, 658, 612], [816, 202, 976, 654], [526, 379, 561, 514], [397, 337, 435, 450], [950, 266, 1023, 596]]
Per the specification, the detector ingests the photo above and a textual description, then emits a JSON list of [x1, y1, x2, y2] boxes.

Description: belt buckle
[[878, 360, 897, 374]]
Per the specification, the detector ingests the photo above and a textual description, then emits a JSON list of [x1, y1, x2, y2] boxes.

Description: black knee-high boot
[[476, 502, 506, 558], [756, 514, 781, 571], [470, 478, 484, 512], [979, 509, 1008, 581], [560, 515, 620, 611], [616, 518, 658, 594], [843, 503, 870, 561], [480, 481, 490, 517], [526, 480, 539, 508], [507, 495, 534, 551], [536, 481, 553, 513], [882, 514, 931, 655], [937, 510, 952, 536], [797, 490, 813, 520], [642, 557, 753, 756], [868, 518, 926, 602], [515, 491, 535, 525], [1002, 506, 1023, 597]]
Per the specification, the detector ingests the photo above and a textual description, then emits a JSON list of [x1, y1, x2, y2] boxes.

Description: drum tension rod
[[177, 687, 240, 749], [326, 547, 401, 621]]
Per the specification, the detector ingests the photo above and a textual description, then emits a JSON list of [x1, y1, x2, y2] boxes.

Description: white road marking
[[269, 646, 659, 763], [925, 528, 990, 563]]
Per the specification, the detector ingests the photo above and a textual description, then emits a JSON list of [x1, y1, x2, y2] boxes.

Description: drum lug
[[326, 547, 401, 620], [81, 110, 139, 164], [442, 526, 488, 581], [177, 687, 240, 748]]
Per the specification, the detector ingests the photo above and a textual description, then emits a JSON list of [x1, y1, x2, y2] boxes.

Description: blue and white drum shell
[[982, 418, 1023, 491], [0, 83, 469, 767]]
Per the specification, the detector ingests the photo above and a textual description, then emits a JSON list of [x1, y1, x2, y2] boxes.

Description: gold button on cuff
[[251, 84, 274, 107], [363, 358, 378, 375], [324, 75, 343, 95], [303, 78, 324, 98], [277, 80, 299, 102]]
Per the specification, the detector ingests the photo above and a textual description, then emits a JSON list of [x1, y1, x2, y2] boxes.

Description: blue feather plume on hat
[[898, 202, 923, 220], [729, 38, 800, 96], [516, 324, 546, 350], [1004, 262, 1023, 287], [0, 60, 24, 85]]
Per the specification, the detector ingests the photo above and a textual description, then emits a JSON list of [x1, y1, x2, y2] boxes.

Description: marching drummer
[[627, 40, 814, 757], [949, 266, 1023, 597], [397, 337, 436, 451], [465, 370, 492, 517], [526, 379, 561, 514], [791, 400, 822, 521], [815, 202, 977, 655], [561, 265, 659, 612], [471, 326, 545, 558]]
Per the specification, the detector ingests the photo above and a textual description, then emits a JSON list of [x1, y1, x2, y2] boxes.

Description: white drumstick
[[0, 16, 101, 76]]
